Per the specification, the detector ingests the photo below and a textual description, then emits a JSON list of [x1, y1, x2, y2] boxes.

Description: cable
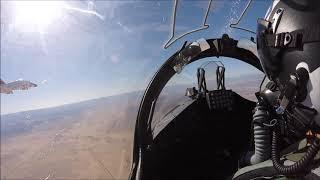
[[259, 75, 267, 92], [271, 128, 320, 176], [200, 60, 225, 69]]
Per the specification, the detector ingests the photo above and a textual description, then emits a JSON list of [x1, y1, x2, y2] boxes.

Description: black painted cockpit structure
[[129, 34, 264, 180]]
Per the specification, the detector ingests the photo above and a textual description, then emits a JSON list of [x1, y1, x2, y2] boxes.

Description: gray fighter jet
[[0, 78, 37, 94]]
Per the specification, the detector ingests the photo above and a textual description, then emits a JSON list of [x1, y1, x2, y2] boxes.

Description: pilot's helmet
[[256, 0, 320, 126]]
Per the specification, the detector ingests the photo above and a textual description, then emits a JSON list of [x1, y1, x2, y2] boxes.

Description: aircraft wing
[[6, 80, 37, 91]]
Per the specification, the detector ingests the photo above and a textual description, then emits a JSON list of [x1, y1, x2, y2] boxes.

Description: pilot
[[233, 0, 320, 179]]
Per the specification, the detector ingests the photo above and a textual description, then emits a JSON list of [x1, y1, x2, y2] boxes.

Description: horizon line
[[1, 89, 144, 116], [1, 72, 263, 116]]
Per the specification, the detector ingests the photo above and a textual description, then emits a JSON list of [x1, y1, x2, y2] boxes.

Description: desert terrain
[[1, 73, 263, 180], [1, 92, 140, 180]]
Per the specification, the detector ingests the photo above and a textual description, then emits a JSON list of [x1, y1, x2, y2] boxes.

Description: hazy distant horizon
[[1, 72, 263, 116], [1, 89, 144, 115]]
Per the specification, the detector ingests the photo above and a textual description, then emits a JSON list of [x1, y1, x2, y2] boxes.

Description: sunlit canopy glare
[[12, 1, 66, 31]]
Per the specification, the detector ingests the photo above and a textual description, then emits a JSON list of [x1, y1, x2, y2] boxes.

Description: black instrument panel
[[206, 89, 234, 111]]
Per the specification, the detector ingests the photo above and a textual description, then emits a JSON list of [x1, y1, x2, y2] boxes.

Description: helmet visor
[[257, 18, 280, 80]]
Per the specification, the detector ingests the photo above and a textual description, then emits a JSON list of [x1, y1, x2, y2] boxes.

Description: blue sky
[[1, 0, 270, 114]]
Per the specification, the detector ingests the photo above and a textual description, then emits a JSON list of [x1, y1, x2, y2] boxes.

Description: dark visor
[[256, 18, 280, 80]]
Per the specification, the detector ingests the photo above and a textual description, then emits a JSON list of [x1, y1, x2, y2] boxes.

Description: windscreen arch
[[150, 57, 263, 138]]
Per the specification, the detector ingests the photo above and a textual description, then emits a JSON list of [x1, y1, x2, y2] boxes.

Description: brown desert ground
[[1, 73, 263, 180], [1, 92, 140, 180]]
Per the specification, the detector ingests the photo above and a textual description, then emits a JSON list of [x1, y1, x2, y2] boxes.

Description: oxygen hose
[[248, 104, 271, 165], [271, 128, 320, 175]]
